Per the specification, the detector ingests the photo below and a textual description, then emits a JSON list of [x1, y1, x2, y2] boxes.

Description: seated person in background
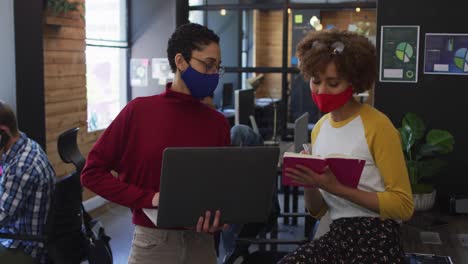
[[81, 23, 230, 264], [279, 30, 413, 263], [0, 102, 55, 264]]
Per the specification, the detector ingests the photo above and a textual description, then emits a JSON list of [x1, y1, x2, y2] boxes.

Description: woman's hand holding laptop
[[196, 210, 229, 234], [152, 192, 160, 207], [151, 192, 228, 234]]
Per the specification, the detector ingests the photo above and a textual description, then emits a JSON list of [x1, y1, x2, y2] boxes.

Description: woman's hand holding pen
[[302, 143, 311, 154], [286, 165, 344, 195], [286, 144, 345, 195]]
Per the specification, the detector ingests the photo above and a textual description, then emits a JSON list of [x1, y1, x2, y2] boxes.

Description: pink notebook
[[282, 152, 366, 188]]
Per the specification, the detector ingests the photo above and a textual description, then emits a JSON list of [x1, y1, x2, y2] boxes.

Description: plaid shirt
[[0, 132, 55, 263]]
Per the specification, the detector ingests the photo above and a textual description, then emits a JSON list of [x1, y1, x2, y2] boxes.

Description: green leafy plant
[[399, 113, 454, 194], [47, 0, 83, 16]]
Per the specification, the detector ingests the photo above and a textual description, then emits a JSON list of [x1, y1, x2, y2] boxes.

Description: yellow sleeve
[[311, 114, 329, 146], [308, 114, 329, 219], [363, 108, 414, 221]]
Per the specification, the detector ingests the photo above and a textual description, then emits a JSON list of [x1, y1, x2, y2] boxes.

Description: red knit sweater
[[81, 84, 231, 228]]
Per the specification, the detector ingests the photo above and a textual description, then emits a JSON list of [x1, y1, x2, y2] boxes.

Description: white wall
[[0, 0, 17, 112], [130, 0, 176, 98]]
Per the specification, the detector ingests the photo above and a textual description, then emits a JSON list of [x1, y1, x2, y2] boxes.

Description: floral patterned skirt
[[277, 217, 405, 264]]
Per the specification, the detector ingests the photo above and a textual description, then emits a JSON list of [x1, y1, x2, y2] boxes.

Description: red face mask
[[311, 86, 354, 113]]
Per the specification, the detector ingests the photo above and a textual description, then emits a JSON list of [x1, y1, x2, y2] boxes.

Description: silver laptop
[[155, 146, 279, 228], [294, 112, 309, 153]]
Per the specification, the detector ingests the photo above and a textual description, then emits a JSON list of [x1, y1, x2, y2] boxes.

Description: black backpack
[[81, 204, 113, 264]]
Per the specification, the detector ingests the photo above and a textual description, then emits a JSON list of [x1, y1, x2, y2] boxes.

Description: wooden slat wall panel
[[43, 27, 86, 40], [45, 76, 86, 90], [254, 10, 283, 99], [45, 99, 87, 116], [44, 64, 86, 77], [45, 86, 86, 104], [44, 51, 86, 64], [46, 110, 87, 130], [44, 39, 86, 52], [44, 1, 104, 202], [253, 11, 292, 99]]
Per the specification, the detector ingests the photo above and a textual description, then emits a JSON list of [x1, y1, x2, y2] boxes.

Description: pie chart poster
[[424, 33, 468, 75], [380, 26, 420, 83]]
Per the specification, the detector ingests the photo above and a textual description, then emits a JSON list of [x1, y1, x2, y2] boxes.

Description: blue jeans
[[230, 125, 263, 146]]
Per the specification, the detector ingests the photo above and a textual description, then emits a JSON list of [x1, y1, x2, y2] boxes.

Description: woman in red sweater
[[81, 23, 231, 264]]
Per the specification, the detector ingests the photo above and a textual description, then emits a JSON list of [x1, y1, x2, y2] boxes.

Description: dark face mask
[[181, 66, 219, 99], [0, 130, 10, 151]]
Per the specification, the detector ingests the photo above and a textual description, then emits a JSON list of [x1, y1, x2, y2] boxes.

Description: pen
[[302, 144, 310, 154]]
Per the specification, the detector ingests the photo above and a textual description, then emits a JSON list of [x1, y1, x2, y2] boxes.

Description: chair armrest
[[0, 232, 47, 242]]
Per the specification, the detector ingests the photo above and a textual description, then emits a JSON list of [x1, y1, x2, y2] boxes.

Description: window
[[86, 0, 128, 132]]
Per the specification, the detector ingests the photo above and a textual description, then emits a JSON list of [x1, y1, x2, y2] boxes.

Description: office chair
[[0, 171, 84, 264], [57, 127, 113, 264], [57, 127, 86, 174]]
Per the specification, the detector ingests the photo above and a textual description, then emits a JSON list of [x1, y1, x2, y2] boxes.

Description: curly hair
[[296, 30, 377, 93], [167, 23, 220, 73]]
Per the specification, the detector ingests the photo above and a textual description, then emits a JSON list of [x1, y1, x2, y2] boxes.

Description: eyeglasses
[[311, 41, 345, 55], [191, 57, 225, 76]]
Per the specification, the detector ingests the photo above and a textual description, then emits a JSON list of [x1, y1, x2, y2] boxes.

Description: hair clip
[[331, 41, 345, 55]]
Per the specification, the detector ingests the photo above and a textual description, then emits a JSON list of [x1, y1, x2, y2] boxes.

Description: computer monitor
[[222, 83, 234, 110], [234, 88, 255, 126]]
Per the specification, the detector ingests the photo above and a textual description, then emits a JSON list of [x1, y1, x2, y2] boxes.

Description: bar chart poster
[[424, 33, 468, 75], [380, 26, 420, 83]]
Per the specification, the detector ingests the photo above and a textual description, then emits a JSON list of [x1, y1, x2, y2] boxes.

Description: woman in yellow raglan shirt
[[278, 30, 414, 264]]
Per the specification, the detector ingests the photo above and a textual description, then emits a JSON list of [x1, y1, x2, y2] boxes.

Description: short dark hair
[[0, 101, 19, 136], [167, 23, 220, 73], [296, 30, 377, 93]]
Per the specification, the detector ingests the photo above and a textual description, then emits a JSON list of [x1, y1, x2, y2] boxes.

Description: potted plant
[[46, 0, 83, 16], [399, 112, 454, 211]]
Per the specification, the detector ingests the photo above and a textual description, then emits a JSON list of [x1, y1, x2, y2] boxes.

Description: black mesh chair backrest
[[57, 127, 85, 174], [49, 127, 86, 263], [46, 172, 84, 264]]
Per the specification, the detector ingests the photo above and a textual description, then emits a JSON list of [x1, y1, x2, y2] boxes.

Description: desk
[[401, 212, 468, 263]]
